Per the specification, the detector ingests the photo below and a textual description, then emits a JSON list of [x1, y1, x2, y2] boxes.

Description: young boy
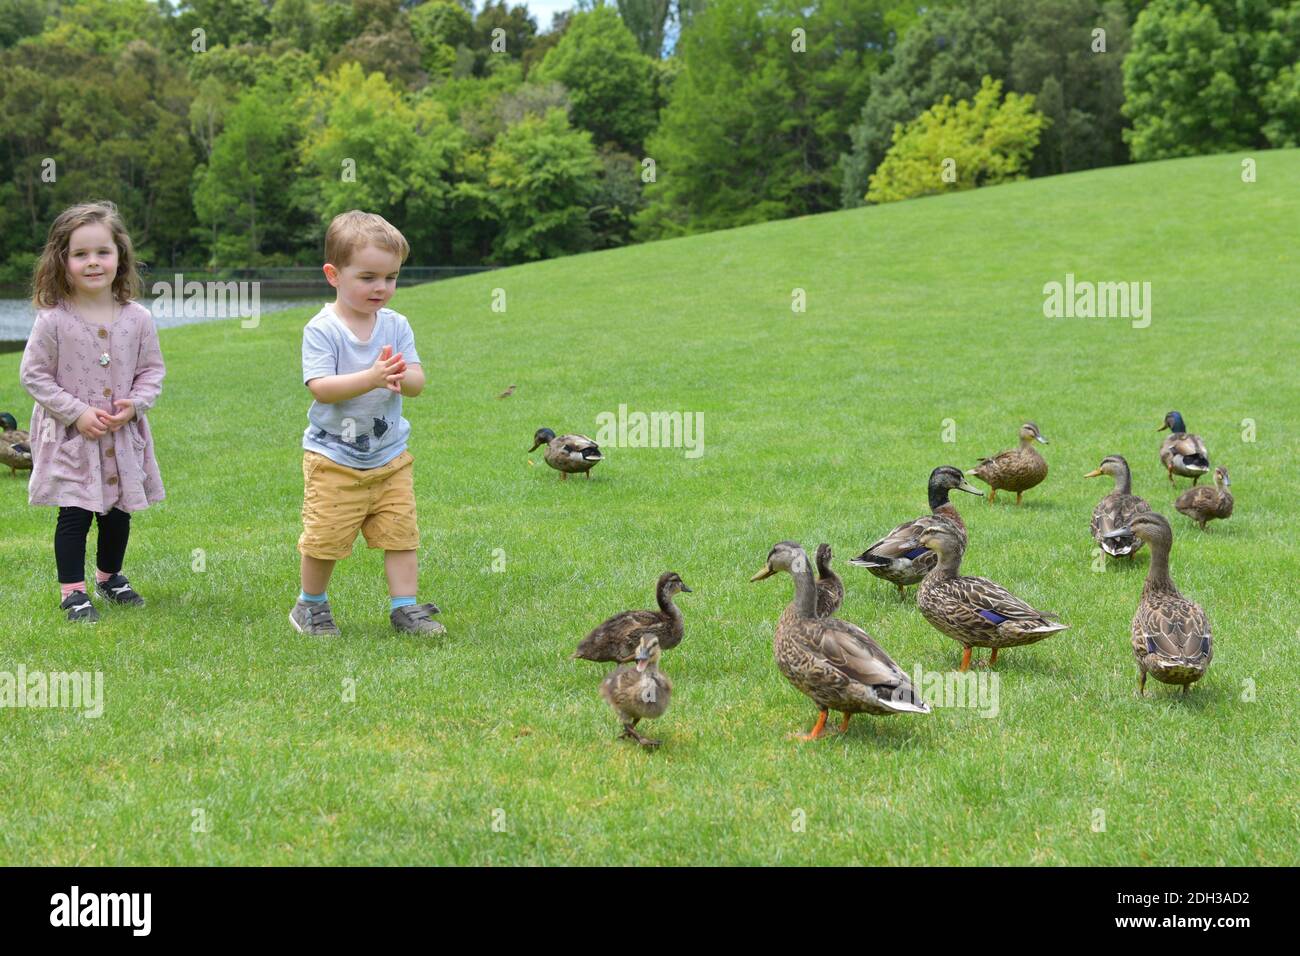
[[290, 210, 444, 637]]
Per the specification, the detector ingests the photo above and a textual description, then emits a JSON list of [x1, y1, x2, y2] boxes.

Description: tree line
[[0, 0, 1295, 280]]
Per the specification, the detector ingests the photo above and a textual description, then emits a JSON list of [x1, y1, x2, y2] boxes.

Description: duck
[[573, 572, 691, 663], [849, 466, 984, 599], [1085, 455, 1152, 557], [1174, 466, 1233, 531], [599, 634, 672, 748], [0, 413, 32, 477], [1105, 512, 1212, 695], [750, 541, 929, 741], [814, 543, 843, 617], [967, 422, 1049, 505], [1158, 411, 1210, 485], [910, 518, 1068, 670], [529, 427, 603, 479]]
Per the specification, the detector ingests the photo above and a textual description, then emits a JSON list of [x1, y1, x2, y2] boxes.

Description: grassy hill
[[1, 150, 1297, 864]]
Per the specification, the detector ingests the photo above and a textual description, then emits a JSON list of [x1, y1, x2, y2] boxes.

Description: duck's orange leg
[[1015, 492, 1023, 506], [796, 709, 829, 741], [959, 647, 972, 672], [988, 647, 999, 668], [838, 713, 852, 733], [560, 472, 568, 481], [1137, 671, 1147, 697], [988, 489, 996, 504]]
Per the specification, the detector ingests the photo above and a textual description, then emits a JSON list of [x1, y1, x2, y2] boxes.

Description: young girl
[[19, 201, 165, 623]]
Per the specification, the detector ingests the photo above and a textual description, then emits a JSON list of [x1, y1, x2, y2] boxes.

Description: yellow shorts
[[298, 450, 419, 560]]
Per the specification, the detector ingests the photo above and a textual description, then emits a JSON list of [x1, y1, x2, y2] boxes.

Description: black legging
[[54, 507, 131, 585]]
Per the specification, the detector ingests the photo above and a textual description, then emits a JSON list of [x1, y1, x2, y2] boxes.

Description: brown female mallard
[[849, 466, 983, 599], [1157, 411, 1210, 485], [1106, 512, 1212, 695], [572, 572, 691, 662], [1175, 466, 1232, 530], [599, 634, 672, 748], [814, 543, 843, 617], [968, 422, 1049, 504], [911, 518, 1067, 670], [529, 427, 603, 479], [750, 541, 929, 741], [1085, 455, 1151, 557]]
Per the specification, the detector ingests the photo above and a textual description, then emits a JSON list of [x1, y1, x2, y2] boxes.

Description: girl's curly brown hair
[[31, 201, 143, 308]]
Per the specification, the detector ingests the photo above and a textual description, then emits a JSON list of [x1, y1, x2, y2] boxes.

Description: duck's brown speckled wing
[[1175, 485, 1217, 514], [575, 609, 666, 661], [1133, 598, 1211, 662], [808, 618, 908, 691]]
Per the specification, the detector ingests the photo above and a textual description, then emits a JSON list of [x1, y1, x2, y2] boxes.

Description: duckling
[[1175, 466, 1232, 530], [814, 543, 843, 617], [529, 427, 603, 479], [967, 422, 1049, 505], [751, 541, 929, 741], [1158, 411, 1210, 485], [911, 518, 1067, 670], [850, 466, 983, 599], [573, 572, 691, 663], [599, 634, 672, 748], [0, 413, 32, 477], [1085, 455, 1152, 557], [1105, 512, 1212, 695]]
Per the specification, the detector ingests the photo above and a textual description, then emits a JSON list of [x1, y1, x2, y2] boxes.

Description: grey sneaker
[[60, 590, 99, 623], [390, 602, 445, 635], [290, 598, 341, 636]]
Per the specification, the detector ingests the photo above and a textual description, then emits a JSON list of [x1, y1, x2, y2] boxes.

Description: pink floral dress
[[19, 300, 165, 513]]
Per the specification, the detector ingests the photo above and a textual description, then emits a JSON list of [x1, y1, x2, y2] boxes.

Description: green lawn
[[2, 150, 1297, 865]]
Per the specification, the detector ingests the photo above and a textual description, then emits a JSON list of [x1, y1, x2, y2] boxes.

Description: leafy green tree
[[192, 79, 301, 265], [532, 5, 657, 151], [410, 0, 474, 78], [0, 0, 47, 49], [616, 0, 672, 57], [1122, 0, 1300, 160], [472, 0, 537, 73], [841, 0, 1130, 208], [487, 108, 599, 262], [866, 76, 1046, 204], [638, 0, 894, 238], [300, 62, 464, 261]]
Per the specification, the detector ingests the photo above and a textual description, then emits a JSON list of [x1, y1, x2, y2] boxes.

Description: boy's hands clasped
[[370, 344, 407, 393], [75, 399, 135, 439]]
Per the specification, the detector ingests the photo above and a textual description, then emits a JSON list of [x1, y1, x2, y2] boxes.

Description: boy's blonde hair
[[324, 210, 410, 269], [31, 201, 142, 308]]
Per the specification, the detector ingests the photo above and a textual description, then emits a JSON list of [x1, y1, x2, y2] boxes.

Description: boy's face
[[325, 244, 402, 318], [66, 223, 119, 298]]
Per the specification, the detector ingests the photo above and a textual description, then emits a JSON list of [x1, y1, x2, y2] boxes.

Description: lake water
[[0, 295, 323, 350]]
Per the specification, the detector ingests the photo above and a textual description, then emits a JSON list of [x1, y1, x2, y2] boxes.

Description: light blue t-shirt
[[301, 304, 420, 469]]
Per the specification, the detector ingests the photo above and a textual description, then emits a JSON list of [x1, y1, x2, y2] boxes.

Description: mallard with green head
[[1085, 455, 1151, 557], [750, 541, 930, 741], [910, 518, 1067, 670], [1157, 411, 1210, 485], [967, 422, 1050, 505], [1105, 512, 1212, 695], [0, 413, 32, 477], [849, 466, 983, 599], [529, 427, 603, 479], [1175, 466, 1233, 531], [573, 572, 691, 663], [599, 634, 672, 748]]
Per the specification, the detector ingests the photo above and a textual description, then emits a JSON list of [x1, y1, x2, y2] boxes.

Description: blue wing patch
[[977, 609, 1008, 625]]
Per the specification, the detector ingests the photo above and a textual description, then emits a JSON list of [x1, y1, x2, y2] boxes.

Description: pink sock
[[61, 582, 87, 599], [95, 569, 114, 583]]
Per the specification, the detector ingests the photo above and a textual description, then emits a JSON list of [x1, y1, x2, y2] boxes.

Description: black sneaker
[[96, 573, 145, 606], [60, 590, 99, 623]]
